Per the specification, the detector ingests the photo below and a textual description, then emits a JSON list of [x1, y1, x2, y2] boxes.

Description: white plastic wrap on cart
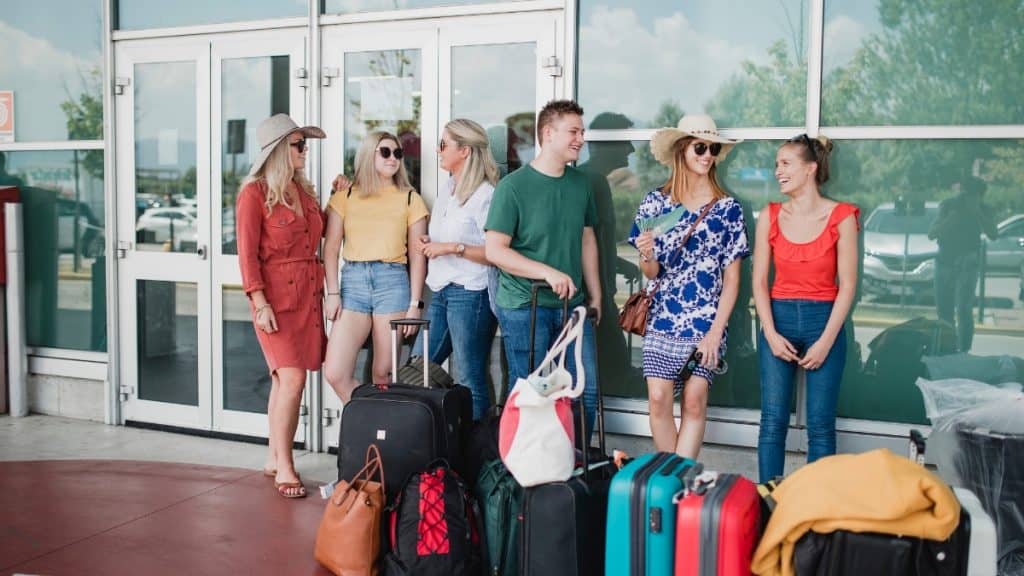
[[916, 377, 1024, 576]]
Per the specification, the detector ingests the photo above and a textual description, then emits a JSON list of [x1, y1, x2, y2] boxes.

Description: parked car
[[862, 201, 940, 298], [985, 214, 1024, 272], [136, 207, 198, 250]]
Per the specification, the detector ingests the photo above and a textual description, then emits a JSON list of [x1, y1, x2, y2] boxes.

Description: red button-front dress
[[236, 180, 326, 372]]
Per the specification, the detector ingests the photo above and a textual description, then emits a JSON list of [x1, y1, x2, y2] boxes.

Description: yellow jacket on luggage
[[751, 448, 960, 576]]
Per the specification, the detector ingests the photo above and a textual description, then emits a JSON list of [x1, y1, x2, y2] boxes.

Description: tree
[[60, 67, 104, 180]]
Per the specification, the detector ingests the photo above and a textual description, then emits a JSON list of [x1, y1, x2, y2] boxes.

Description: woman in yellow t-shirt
[[323, 131, 429, 401]]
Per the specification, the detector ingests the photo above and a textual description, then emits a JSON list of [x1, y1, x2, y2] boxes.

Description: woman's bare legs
[[647, 377, 678, 453], [323, 310, 373, 402], [675, 376, 710, 459], [371, 312, 408, 384], [271, 366, 306, 496]]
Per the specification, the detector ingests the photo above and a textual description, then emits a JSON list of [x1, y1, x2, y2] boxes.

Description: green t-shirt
[[484, 164, 597, 309]]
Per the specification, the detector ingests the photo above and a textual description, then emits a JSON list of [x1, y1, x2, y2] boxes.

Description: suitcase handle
[[388, 318, 430, 388]]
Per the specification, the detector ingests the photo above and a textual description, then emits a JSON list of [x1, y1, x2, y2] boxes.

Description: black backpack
[[383, 462, 482, 576]]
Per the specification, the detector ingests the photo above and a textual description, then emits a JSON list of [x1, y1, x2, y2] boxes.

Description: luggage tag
[[526, 367, 571, 397], [319, 480, 340, 500]]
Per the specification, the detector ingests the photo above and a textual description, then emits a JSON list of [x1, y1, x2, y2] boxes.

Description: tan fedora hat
[[248, 113, 326, 177], [650, 114, 741, 166]]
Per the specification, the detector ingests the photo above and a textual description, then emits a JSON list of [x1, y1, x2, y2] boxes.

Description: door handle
[[197, 244, 208, 260]]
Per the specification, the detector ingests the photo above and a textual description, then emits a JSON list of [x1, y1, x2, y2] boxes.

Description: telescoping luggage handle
[[388, 318, 430, 389], [526, 280, 607, 479], [671, 462, 723, 503]]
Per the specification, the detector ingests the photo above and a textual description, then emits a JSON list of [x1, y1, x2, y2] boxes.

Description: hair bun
[[814, 135, 834, 154]]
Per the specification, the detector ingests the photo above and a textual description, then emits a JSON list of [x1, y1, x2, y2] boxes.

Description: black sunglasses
[[789, 134, 817, 162], [692, 142, 722, 157], [289, 139, 307, 153], [438, 139, 459, 152], [377, 146, 404, 160], [678, 349, 727, 383]]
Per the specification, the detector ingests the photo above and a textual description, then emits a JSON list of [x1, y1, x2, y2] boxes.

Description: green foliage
[[59, 67, 104, 180]]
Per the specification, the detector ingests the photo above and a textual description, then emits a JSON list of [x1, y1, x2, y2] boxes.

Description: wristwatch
[[409, 299, 424, 309], [455, 243, 466, 257]]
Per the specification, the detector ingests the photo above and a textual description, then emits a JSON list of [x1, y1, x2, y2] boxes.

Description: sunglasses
[[289, 139, 307, 153], [377, 146, 404, 160], [678, 349, 728, 383], [789, 134, 817, 162], [438, 139, 459, 152], [691, 142, 723, 157]]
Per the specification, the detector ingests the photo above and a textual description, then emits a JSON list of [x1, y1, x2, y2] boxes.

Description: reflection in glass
[[822, 1, 1024, 126], [0, 0, 103, 141], [134, 61, 197, 254], [223, 286, 269, 413], [137, 280, 199, 406], [221, 56, 290, 255], [451, 43, 536, 177], [118, 0, 305, 30], [578, 0, 808, 129], [344, 50, 422, 191], [324, 0, 524, 14], [4, 150, 106, 352]]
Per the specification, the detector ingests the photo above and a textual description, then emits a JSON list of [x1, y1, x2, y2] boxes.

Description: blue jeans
[[413, 284, 497, 420], [757, 299, 846, 482], [341, 261, 410, 314], [495, 304, 599, 444]]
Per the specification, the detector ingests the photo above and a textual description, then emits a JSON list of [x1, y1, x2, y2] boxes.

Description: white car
[[862, 201, 940, 298], [136, 207, 198, 250], [986, 214, 1024, 272]]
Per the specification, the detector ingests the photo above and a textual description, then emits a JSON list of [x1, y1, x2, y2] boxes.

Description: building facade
[[2, 0, 1023, 454]]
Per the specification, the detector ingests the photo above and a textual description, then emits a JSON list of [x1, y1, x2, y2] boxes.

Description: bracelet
[[254, 303, 271, 316], [326, 291, 340, 296], [640, 252, 654, 263]]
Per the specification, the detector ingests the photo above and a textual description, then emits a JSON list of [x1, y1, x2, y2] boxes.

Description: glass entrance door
[[116, 31, 308, 439], [319, 12, 560, 450]]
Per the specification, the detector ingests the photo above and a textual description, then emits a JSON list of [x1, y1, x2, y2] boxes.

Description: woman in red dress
[[236, 114, 326, 498]]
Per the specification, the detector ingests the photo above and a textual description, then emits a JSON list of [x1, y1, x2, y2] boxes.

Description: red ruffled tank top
[[768, 201, 860, 301]]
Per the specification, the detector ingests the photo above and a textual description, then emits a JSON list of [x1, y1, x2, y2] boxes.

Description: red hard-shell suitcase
[[674, 465, 761, 576]]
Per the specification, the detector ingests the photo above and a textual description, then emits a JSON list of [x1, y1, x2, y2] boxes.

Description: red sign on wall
[[0, 91, 14, 143]]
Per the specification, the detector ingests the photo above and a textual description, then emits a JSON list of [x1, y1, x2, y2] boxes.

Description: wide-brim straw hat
[[248, 113, 326, 177], [650, 114, 741, 166]]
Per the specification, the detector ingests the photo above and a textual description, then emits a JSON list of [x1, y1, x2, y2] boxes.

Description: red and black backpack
[[383, 461, 482, 576]]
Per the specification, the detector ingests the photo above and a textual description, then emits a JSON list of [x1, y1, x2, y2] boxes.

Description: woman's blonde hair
[[241, 135, 316, 213], [661, 137, 728, 204], [353, 131, 414, 197], [445, 119, 499, 205]]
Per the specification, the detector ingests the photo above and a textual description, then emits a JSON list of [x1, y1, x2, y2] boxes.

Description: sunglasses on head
[[289, 139, 307, 153], [377, 146, 404, 160], [789, 134, 817, 162], [692, 142, 722, 157]]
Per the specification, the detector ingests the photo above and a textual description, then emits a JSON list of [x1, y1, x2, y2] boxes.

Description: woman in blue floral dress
[[628, 114, 749, 458]]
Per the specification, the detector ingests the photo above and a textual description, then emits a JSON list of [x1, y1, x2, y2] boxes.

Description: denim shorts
[[341, 260, 410, 315]]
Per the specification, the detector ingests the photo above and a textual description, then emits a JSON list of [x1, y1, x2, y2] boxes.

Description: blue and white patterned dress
[[628, 190, 750, 392]]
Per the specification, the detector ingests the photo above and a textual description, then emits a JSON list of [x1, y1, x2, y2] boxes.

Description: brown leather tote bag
[[314, 445, 386, 576], [617, 202, 716, 337]]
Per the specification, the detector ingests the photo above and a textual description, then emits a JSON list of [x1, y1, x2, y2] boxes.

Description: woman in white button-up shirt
[[413, 119, 500, 419]]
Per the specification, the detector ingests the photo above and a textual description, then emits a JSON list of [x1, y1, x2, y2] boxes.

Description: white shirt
[[425, 177, 495, 292]]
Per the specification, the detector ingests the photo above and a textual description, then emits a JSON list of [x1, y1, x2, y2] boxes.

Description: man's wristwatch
[[409, 299, 424, 309], [455, 243, 466, 257]]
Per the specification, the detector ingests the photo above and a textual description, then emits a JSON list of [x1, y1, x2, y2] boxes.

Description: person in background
[[928, 176, 997, 352], [485, 99, 601, 441], [630, 114, 749, 459], [322, 131, 429, 402], [753, 134, 859, 482], [236, 114, 327, 499], [412, 119, 499, 420]]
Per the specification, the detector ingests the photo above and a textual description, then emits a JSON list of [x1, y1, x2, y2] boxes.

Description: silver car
[[862, 202, 940, 298]]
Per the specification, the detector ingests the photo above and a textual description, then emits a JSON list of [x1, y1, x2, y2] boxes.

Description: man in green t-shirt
[[484, 99, 601, 440]]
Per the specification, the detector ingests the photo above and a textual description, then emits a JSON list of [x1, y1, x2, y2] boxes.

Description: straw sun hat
[[649, 114, 741, 166], [248, 113, 326, 176]]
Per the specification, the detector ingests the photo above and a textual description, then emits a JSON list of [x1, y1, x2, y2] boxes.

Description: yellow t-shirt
[[328, 184, 429, 264]]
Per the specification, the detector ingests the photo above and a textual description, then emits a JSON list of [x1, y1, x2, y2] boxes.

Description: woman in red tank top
[[752, 134, 860, 482]]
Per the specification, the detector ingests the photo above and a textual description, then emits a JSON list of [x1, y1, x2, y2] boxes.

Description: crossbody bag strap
[[647, 200, 717, 296]]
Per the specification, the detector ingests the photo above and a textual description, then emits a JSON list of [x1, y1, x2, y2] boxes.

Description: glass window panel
[[137, 280, 198, 406], [324, 0, 526, 15], [134, 61, 197, 254], [577, 1, 808, 129], [117, 0, 306, 30], [4, 150, 106, 352], [223, 286, 269, 413], [822, 1, 1024, 126], [0, 1, 103, 141], [344, 49, 422, 192], [221, 55, 290, 255], [451, 42, 536, 177]]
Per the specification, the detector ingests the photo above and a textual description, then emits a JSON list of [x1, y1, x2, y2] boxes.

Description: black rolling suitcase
[[517, 282, 615, 576], [337, 318, 473, 504]]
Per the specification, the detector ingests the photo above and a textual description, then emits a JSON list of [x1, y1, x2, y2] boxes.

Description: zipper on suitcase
[[631, 453, 672, 576], [698, 474, 738, 576]]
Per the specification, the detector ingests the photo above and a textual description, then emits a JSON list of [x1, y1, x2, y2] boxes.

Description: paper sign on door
[[0, 91, 13, 143]]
